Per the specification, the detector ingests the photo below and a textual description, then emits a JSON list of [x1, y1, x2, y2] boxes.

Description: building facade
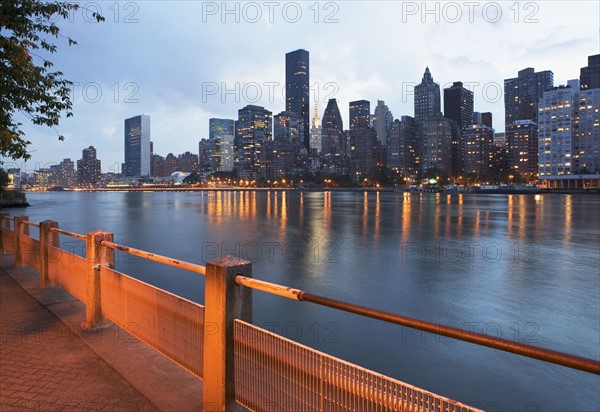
[[419, 116, 453, 177], [504, 68, 553, 177], [387, 116, 418, 179], [77, 146, 101, 185], [235, 105, 272, 180], [373, 100, 393, 146], [321, 99, 344, 156], [285, 49, 310, 151], [124, 114, 151, 177], [580, 54, 600, 91], [414, 67, 441, 123], [463, 124, 494, 177]]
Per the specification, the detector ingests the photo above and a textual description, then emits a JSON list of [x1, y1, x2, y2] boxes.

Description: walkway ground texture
[[0, 253, 203, 411]]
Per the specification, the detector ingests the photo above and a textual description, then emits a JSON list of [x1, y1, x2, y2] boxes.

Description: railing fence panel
[[100, 266, 204, 378]]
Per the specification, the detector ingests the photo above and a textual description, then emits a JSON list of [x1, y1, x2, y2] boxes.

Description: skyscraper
[[444, 81, 474, 176], [77, 146, 101, 185], [235, 104, 272, 179], [504, 68, 553, 177], [349, 128, 379, 176], [538, 76, 600, 189], [387, 116, 418, 178], [463, 124, 494, 177], [321, 99, 344, 156], [349, 100, 371, 130], [124, 114, 151, 177], [580, 54, 600, 90], [538, 82, 578, 178], [443, 82, 474, 129], [209, 118, 235, 172], [507, 120, 538, 176], [209, 118, 235, 141], [285, 49, 310, 151], [420, 116, 454, 177], [576, 88, 600, 175], [373, 100, 393, 145], [414, 67, 441, 123], [310, 104, 322, 154], [504, 68, 553, 126]]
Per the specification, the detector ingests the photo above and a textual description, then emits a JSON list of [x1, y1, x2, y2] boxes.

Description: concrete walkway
[[0, 254, 203, 411]]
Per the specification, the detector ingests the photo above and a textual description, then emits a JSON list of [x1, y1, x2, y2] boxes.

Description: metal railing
[[1, 213, 598, 412], [49, 226, 86, 240], [100, 239, 206, 275]]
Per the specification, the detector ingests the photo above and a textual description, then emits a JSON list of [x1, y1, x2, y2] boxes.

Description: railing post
[[13, 215, 28, 266], [85, 230, 114, 328], [0, 212, 8, 251], [203, 256, 252, 412], [39, 221, 59, 288]]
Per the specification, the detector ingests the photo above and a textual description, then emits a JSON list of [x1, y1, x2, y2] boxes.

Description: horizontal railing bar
[[235, 275, 302, 300], [21, 221, 40, 228], [49, 227, 86, 240], [100, 240, 206, 275], [235, 275, 600, 376]]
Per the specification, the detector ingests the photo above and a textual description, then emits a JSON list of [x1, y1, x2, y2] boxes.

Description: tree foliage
[[0, 1, 103, 160], [0, 168, 9, 190]]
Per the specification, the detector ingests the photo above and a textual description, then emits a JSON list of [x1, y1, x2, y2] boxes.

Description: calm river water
[[10, 191, 600, 411]]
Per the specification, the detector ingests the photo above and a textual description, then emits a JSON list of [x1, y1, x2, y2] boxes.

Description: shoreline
[[21, 187, 600, 195]]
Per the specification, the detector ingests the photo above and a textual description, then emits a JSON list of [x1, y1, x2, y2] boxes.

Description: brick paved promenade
[[0, 254, 202, 411]]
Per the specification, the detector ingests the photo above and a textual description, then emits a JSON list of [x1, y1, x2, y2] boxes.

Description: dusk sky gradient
[[4, 0, 599, 173]]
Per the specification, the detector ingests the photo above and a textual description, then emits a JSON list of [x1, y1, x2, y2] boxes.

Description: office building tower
[[209, 118, 235, 141], [575, 88, 600, 175], [420, 116, 454, 177], [387, 116, 418, 178], [321, 99, 344, 156], [286, 49, 310, 150], [414, 67, 441, 123], [463, 124, 495, 177], [444, 81, 474, 177], [198, 140, 211, 173], [373, 100, 393, 145], [538, 82, 578, 178], [235, 105, 272, 179], [507, 120, 538, 176], [580, 54, 600, 90], [349, 128, 379, 176], [77, 146, 101, 185], [349, 100, 371, 130], [209, 118, 235, 173], [310, 104, 322, 154], [538, 78, 600, 189], [504, 67, 554, 125], [504, 68, 553, 176], [444, 82, 474, 129], [124, 114, 151, 177]]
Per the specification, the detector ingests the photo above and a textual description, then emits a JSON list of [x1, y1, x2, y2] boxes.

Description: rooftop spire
[[422, 66, 433, 82], [312, 103, 320, 128]]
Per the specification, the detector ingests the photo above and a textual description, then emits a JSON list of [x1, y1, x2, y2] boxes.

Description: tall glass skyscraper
[[124, 114, 151, 177], [285, 49, 310, 151], [235, 105, 272, 179]]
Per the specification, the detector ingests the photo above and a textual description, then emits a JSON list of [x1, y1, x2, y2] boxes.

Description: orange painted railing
[[1, 213, 598, 412]]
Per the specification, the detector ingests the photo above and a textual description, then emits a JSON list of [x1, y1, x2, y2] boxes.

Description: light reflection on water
[[13, 191, 600, 410]]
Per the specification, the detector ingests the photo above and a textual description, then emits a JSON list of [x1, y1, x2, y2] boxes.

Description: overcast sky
[[4, 0, 599, 173]]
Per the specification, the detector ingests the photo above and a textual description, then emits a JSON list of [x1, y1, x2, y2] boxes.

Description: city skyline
[[2, 1, 598, 172]]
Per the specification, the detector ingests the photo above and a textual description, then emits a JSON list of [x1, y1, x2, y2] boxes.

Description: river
[[9, 190, 600, 411]]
